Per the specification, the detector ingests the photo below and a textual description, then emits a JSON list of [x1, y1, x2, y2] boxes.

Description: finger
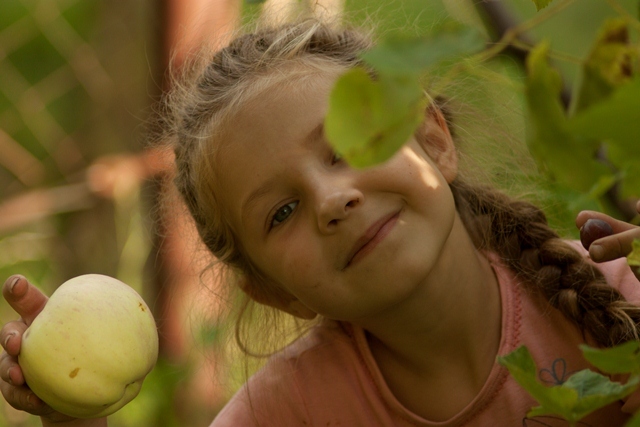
[[589, 227, 640, 262], [0, 374, 72, 423], [0, 352, 24, 386], [0, 379, 45, 414], [2, 276, 48, 326], [0, 321, 28, 356], [576, 210, 637, 234]]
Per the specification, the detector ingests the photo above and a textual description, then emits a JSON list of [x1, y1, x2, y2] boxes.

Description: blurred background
[[0, 0, 637, 425]]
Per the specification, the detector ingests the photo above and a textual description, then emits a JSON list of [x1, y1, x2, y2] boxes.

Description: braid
[[451, 179, 640, 347]]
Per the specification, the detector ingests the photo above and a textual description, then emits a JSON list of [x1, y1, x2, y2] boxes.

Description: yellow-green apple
[[18, 274, 159, 418]]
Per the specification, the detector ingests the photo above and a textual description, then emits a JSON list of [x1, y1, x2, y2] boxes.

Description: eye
[[270, 201, 298, 228]]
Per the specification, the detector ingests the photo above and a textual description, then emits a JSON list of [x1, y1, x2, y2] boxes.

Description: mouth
[[344, 210, 401, 269]]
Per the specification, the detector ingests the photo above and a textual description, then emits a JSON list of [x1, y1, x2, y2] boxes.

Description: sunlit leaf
[[525, 42, 612, 193], [325, 68, 426, 168], [531, 0, 555, 11], [581, 341, 640, 375], [573, 19, 636, 114], [499, 346, 639, 423], [562, 369, 640, 419], [360, 28, 485, 76], [629, 239, 640, 267]]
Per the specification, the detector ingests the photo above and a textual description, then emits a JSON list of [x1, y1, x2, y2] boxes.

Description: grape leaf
[[567, 77, 640, 199], [628, 239, 640, 268], [568, 78, 640, 154], [572, 19, 636, 114], [580, 341, 640, 375], [525, 41, 612, 193], [360, 28, 485, 76], [498, 346, 577, 418], [531, 0, 555, 11], [324, 68, 426, 168], [498, 346, 639, 423]]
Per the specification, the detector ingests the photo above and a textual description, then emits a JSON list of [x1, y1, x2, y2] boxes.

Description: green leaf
[[624, 410, 640, 427], [621, 162, 640, 199], [525, 42, 612, 193], [573, 19, 636, 114], [325, 68, 426, 168], [498, 346, 579, 420], [360, 28, 485, 76], [562, 370, 640, 419], [531, 0, 555, 11], [498, 346, 639, 423], [629, 239, 640, 267], [568, 78, 640, 154], [581, 341, 640, 375]]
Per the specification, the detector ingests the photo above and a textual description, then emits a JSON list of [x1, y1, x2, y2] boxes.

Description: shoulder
[[565, 240, 640, 303], [209, 320, 360, 427]]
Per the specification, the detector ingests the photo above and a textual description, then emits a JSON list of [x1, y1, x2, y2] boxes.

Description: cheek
[[257, 233, 323, 293]]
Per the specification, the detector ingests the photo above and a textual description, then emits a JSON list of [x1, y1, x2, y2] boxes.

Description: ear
[[415, 104, 458, 183], [238, 276, 318, 320]]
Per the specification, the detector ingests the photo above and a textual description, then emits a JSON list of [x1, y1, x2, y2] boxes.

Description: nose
[[316, 181, 363, 233]]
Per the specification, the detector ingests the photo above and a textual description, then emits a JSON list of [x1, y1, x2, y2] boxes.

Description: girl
[[2, 19, 640, 427]]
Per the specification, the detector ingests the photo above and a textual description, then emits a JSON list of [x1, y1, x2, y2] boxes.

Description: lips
[[345, 210, 400, 268]]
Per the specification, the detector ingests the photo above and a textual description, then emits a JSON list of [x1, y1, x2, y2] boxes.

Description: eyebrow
[[240, 121, 325, 224], [241, 176, 279, 224], [305, 122, 324, 147]]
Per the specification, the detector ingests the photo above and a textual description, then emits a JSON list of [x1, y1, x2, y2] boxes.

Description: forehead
[[225, 64, 342, 135], [212, 66, 340, 227]]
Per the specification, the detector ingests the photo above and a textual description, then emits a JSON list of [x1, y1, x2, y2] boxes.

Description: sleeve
[[208, 356, 310, 427]]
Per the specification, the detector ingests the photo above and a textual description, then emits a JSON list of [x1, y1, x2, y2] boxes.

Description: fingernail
[[6, 368, 13, 385], [4, 331, 15, 347], [590, 245, 604, 261], [9, 276, 19, 293], [26, 392, 39, 407]]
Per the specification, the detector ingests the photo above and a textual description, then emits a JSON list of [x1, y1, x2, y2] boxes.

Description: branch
[[473, 0, 571, 108], [0, 148, 174, 235], [472, 0, 638, 221]]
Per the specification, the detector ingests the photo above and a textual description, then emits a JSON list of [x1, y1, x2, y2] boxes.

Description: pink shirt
[[211, 244, 640, 426]]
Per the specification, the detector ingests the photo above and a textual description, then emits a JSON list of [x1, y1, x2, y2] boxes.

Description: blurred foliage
[[324, 0, 640, 237]]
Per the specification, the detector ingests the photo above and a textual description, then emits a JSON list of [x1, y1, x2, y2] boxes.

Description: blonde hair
[[160, 18, 640, 353]]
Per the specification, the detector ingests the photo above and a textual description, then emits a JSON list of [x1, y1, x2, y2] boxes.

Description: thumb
[[2, 276, 48, 326]]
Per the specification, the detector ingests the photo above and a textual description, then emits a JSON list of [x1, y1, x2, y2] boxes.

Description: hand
[[576, 200, 640, 281], [0, 275, 75, 423]]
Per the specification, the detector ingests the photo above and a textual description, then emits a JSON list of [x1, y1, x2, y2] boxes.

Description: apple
[[18, 274, 159, 418]]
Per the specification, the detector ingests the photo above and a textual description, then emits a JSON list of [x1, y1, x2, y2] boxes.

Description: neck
[[356, 214, 502, 417]]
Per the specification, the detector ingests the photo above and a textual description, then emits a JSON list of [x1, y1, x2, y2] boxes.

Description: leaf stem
[[473, 0, 577, 64], [603, 0, 640, 31]]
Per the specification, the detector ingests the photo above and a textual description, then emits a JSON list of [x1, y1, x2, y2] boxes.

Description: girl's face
[[215, 68, 461, 323]]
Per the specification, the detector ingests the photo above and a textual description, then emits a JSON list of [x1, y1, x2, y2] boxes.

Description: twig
[[0, 184, 94, 235], [472, 0, 639, 220]]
